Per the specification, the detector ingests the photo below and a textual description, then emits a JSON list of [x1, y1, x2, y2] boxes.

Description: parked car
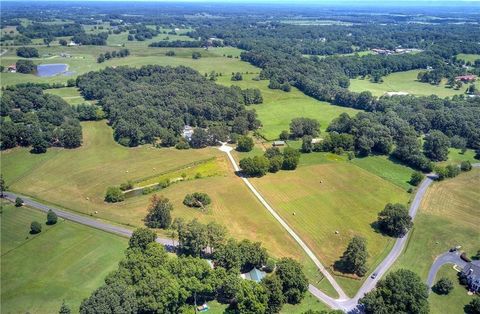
[[371, 272, 378, 279]]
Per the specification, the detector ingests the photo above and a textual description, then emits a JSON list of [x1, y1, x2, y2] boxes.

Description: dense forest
[[0, 87, 83, 152], [76, 65, 261, 147]]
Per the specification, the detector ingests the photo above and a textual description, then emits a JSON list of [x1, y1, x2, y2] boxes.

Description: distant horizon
[[2, 0, 480, 3]]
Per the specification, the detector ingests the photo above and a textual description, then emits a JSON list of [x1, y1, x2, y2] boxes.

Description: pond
[[36, 64, 73, 77]]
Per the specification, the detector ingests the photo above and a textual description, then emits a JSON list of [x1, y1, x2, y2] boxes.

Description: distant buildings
[[455, 75, 477, 83], [182, 125, 194, 140], [67, 41, 78, 47], [7, 64, 16, 72], [371, 48, 423, 55], [273, 140, 286, 147], [241, 268, 267, 283]]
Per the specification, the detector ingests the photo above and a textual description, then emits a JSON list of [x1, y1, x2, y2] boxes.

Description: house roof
[[273, 140, 285, 145], [462, 262, 480, 282], [243, 268, 266, 283], [456, 75, 477, 80]]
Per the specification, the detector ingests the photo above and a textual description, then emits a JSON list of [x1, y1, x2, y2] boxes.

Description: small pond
[[36, 64, 71, 77]]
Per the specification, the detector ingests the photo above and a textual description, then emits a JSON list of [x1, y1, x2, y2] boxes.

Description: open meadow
[[248, 158, 410, 295], [216, 74, 360, 140], [349, 69, 478, 98], [1, 202, 127, 313]]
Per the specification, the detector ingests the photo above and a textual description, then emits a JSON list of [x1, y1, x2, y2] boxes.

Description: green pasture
[[249, 161, 409, 294], [216, 74, 360, 140], [1, 202, 127, 314], [45, 87, 92, 105], [349, 70, 477, 98], [457, 53, 480, 63]]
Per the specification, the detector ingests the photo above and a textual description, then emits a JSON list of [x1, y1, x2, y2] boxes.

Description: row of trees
[[0, 87, 82, 153], [239, 146, 301, 177], [76, 65, 261, 147], [96, 49, 130, 63]]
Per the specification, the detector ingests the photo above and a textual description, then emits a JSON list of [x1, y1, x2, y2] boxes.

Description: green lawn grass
[[349, 70, 477, 98], [1, 202, 128, 314], [249, 161, 408, 295], [429, 265, 475, 314], [394, 169, 480, 279], [45, 87, 92, 105], [216, 74, 360, 140], [351, 155, 415, 190]]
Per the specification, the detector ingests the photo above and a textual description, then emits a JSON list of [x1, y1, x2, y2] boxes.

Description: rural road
[[426, 251, 466, 289], [1, 192, 174, 247]]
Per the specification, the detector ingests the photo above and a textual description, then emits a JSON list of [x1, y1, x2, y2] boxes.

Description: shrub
[[461, 160, 472, 171], [15, 197, 23, 207], [279, 130, 289, 140], [30, 221, 42, 234], [240, 156, 270, 177], [237, 135, 254, 152], [433, 277, 453, 295], [119, 180, 134, 191], [16, 47, 39, 58], [158, 178, 170, 189], [145, 195, 173, 229], [104, 186, 125, 203], [183, 192, 212, 208], [46, 209, 58, 225], [409, 171, 424, 186], [165, 50, 175, 56], [192, 52, 201, 59]]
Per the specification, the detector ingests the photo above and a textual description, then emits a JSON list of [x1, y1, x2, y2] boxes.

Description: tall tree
[[424, 130, 450, 161], [377, 203, 413, 237], [338, 236, 368, 277], [360, 269, 429, 314]]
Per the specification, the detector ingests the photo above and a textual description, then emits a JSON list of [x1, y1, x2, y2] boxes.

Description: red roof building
[[455, 75, 477, 82]]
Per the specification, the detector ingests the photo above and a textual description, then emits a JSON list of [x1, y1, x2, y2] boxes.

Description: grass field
[[429, 265, 475, 314], [349, 70, 477, 98], [457, 53, 480, 63], [249, 160, 409, 294], [216, 74, 360, 140], [394, 169, 480, 279], [1, 202, 127, 314], [0, 45, 258, 87], [45, 87, 93, 105]]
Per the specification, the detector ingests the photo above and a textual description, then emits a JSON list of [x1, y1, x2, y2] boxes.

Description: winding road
[[3, 144, 478, 313], [426, 251, 466, 289]]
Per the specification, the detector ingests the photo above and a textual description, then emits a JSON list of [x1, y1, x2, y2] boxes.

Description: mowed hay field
[[216, 74, 360, 140], [349, 69, 478, 98], [1, 202, 127, 314], [249, 161, 409, 287], [394, 169, 480, 278], [1, 121, 306, 263]]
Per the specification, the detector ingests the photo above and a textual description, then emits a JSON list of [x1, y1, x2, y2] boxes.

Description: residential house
[[461, 262, 480, 292]]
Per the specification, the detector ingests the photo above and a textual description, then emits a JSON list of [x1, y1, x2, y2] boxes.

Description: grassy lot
[[439, 148, 478, 166], [457, 53, 480, 63], [0, 45, 258, 87], [429, 265, 475, 314], [249, 161, 409, 294], [45, 87, 93, 105], [394, 169, 480, 279], [351, 155, 415, 190], [349, 70, 477, 98], [1, 202, 127, 314], [216, 74, 360, 140]]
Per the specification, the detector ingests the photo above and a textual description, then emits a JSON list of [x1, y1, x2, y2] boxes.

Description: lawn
[[1, 202, 128, 314], [349, 70, 477, 98], [394, 169, 480, 278], [45, 87, 93, 105], [216, 74, 360, 140], [249, 161, 409, 294], [351, 155, 415, 190], [439, 148, 478, 166], [429, 265, 476, 314]]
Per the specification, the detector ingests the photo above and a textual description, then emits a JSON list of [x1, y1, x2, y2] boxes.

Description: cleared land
[[248, 160, 409, 295], [457, 53, 480, 63], [349, 70, 478, 98], [216, 74, 360, 140], [1, 202, 127, 313], [394, 169, 480, 278]]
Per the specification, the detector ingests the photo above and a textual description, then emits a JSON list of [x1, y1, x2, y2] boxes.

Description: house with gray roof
[[461, 262, 480, 292]]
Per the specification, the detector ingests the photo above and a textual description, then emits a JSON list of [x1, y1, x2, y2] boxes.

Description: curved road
[[426, 251, 466, 289]]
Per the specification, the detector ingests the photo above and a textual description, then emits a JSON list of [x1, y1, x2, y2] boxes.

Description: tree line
[[97, 48, 130, 63]]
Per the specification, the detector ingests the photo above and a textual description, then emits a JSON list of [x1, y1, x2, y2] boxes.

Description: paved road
[[426, 251, 466, 288], [218, 143, 349, 300], [2, 192, 174, 246]]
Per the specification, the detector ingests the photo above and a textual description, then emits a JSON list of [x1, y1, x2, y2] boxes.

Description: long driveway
[[426, 251, 466, 288], [2, 192, 174, 246]]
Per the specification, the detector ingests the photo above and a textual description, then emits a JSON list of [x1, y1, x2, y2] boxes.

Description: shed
[[273, 140, 285, 147]]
